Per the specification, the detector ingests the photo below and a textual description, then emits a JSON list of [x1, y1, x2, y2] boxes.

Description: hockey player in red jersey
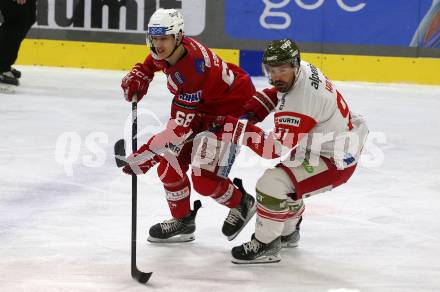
[[120, 8, 257, 243], [205, 39, 368, 263]]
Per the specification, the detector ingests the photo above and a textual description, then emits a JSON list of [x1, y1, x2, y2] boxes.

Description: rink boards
[[17, 38, 440, 85]]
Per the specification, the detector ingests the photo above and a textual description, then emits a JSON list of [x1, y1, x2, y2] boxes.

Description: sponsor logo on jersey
[[302, 160, 314, 173], [308, 63, 322, 90], [212, 52, 220, 67], [173, 100, 198, 111], [232, 122, 244, 144], [278, 93, 287, 110], [174, 72, 184, 85], [276, 115, 301, 127], [343, 154, 355, 166], [195, 59, 205, 74], [177, 90, 202, 103], [325, 77, 333, 93]]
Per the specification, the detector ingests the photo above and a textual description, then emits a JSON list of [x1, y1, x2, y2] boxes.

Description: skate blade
[[231, 253, 281, 264], [281, 241, 299, 248], [227, 202, 257, 241], [0, 85, 15, 94], [147, 233, 195, 243]]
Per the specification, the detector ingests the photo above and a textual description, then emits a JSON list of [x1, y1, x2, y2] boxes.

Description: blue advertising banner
[[225, 0, 439, 48]]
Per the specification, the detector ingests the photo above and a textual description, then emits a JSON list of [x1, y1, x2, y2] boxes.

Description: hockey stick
[[129, 97, 152, 283], [130, 97, 153, 283], [114, 96, 152, 284]]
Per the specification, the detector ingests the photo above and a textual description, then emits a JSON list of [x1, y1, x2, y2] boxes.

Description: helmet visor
[[263, 64, 297, 80]]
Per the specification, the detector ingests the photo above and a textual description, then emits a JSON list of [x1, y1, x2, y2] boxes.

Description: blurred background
[[7, 0, 440, 84]]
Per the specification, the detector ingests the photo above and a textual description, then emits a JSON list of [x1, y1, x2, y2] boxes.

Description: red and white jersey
[[142, 37, 255, 127], [246, 61, 368, 169]]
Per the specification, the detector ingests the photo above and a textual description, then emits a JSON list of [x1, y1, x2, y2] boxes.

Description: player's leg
[[276, 156, 358, 246], [232, 156, 357, 263], [0, 0, 36, 85], [190, 128, 256, 240], [281, 198, 303, 248], [0, 0, 18, 85], [191, 170, 256, 240], [148, 147, 196, 243], [231, 167, 295, 264]]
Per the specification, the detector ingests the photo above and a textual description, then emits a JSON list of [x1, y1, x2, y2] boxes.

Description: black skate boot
[[148, 200, 202, 243], [281, 216, 302, 248], [222, 178, 256, 241], [0, 71, 19, 86], [11, 68, 22, 79], [231, 234, 281, 264]]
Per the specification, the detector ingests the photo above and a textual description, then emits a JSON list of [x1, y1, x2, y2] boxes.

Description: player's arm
[[122, 133, 163, 175], [244, 87, 279, 123], [122, 118, 195, 175], [217, 114, 316, 159], [121, 55, 162, 102]]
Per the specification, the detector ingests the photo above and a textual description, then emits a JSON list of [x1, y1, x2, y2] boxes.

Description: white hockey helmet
[[146, 9, 184, 48]]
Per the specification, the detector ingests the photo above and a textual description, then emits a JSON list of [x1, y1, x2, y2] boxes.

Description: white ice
[[1, 66, 440, 292]]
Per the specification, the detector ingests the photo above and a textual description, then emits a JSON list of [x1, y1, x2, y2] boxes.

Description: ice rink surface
[[1, 66, 440, 292]]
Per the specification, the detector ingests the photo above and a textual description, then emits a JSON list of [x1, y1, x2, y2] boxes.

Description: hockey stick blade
[[114, 139, 128, 167], [132, 268, 152, 284]]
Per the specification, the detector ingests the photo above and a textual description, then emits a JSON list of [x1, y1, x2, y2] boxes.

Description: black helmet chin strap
[[166, 37, 183, 59]]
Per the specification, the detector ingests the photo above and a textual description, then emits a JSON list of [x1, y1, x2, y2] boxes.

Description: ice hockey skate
[[281, 217, 302, 248], [148, 200, 201, 243], [222, 178, 256, 241], [0, 84, 15, 94], [0, 71, 19, 94], [10, 68, 22, 79], [231, 234, 281, 264], [0, 71, 19, 86]]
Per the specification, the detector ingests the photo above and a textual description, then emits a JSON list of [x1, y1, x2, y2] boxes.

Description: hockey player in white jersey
[[214, 39, 368, 264]]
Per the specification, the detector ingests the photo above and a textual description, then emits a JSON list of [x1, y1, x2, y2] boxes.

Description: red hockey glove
[[243, 88, 278, 123], [122, 145, 163, 175], [121, 63, 153, 102], [123, 119, 193, 175]]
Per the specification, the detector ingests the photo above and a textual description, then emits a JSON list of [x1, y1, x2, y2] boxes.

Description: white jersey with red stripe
[[246, 61, 368, 169]]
